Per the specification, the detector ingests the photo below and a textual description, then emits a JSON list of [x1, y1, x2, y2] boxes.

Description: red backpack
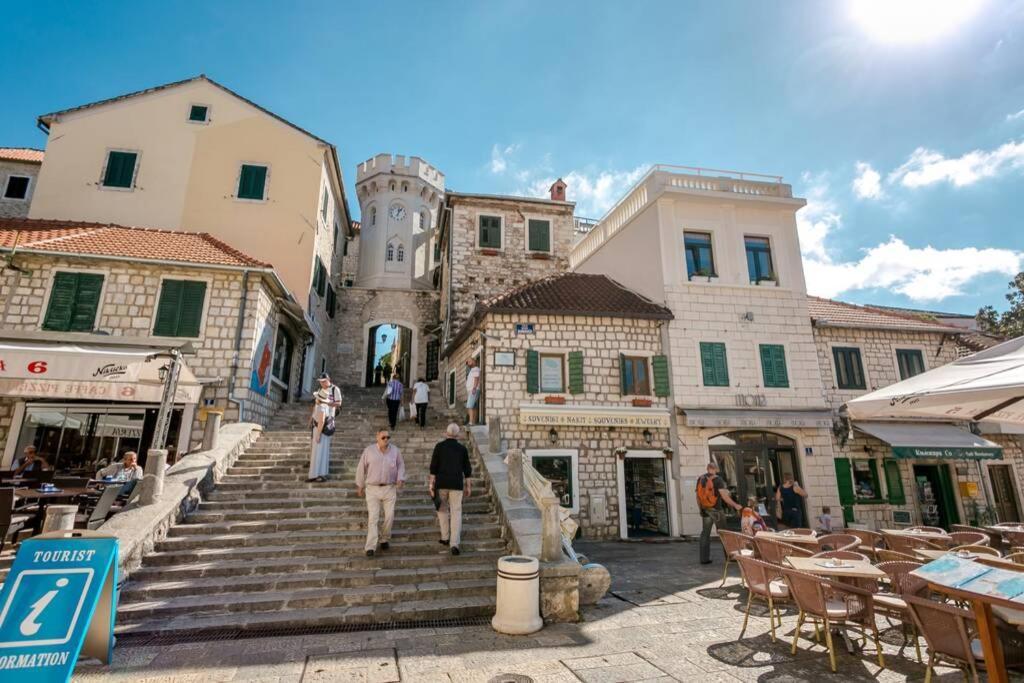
[[696, 474, 720, 510]]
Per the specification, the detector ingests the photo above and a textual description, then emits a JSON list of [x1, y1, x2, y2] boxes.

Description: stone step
[[209, 482, 486, 494], [144, 538, 508, 564], [189, 500, 493, 518], [159, 523, 503, 548], [115, 594, 496, 636], [172, 513, 499, 535]]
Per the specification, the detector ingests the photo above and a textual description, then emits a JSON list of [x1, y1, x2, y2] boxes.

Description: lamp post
[[148, 342, 195, 451]]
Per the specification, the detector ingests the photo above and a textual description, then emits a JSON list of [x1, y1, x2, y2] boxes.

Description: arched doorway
[[365, 323, 413, 387], [709, 431, 802, 530]]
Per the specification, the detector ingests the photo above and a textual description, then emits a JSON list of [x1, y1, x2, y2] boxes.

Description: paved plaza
[[72, 540, 1007, 682]]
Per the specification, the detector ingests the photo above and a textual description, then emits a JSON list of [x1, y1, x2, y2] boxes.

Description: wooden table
[[755, 531, 820, 546], [880, 528, 951, 542], [785, 556, 885, 580]]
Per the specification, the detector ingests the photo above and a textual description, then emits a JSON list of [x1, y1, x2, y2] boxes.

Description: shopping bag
[[398, 404, 406, 421], [408, 401, 417, 420]]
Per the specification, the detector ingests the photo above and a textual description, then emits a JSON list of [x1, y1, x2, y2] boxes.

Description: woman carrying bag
[[309, 372, 341, 483]]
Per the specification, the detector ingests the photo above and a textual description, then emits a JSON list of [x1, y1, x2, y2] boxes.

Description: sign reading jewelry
[[519, 404, 671, 428]]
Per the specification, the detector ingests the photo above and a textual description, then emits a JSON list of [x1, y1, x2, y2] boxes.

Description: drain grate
[[116, 615, 493, 647]]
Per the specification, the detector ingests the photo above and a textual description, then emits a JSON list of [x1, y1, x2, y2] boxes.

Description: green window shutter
[[884, 459, 906, 505], [526, 349, 539, 394], [68, 274, 103, 332], [238, 164, 267, 200], [528, 219, 550, 252], [833, 458, 856, 524], [326, 285, 336, 319], [314, 259, 327, 297], [103, 151, 136, 188], [42, 272, 78, 331], [479, 216, 501, 248], [568, 351, 584, 394], [760, 344, 788, 388], [154, 280, 206, 337], [700, 342, 729, 387], [652, 354, 670, 397], [153, 280, 183, 336]]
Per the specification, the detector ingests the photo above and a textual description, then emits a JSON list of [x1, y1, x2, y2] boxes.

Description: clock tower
[[354, 154, 445, 290]]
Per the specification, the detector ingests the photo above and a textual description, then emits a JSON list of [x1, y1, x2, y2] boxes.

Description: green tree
[[977, 272, 1024, 338]]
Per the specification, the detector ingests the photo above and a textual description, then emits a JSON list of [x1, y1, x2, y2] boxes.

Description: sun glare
[[849, 0, 984, 44]]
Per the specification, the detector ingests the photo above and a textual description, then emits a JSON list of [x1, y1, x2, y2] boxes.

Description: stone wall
[[0, 160, 39, 218]]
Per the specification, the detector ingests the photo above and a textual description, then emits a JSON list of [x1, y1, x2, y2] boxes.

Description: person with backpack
[[696, 461, 742, 564], [308, 372, 342, 483]]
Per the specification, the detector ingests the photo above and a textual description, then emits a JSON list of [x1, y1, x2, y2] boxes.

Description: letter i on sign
[[20, 578, 68, 637]]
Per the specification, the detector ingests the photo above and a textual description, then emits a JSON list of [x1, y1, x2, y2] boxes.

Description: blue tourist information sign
[[0, 532, 118, 682]]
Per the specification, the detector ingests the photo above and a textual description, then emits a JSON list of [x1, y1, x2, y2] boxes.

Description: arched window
[[390, 181, 396, 192], [397, 245, 405, 262], [401, 182, 408, 193], [370, 206, 377, 226], [386, 243, 394, 261], [421, 211, 430, 232]]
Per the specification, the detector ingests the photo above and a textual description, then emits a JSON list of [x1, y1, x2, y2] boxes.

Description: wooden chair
[[875, 560, 927, 663], [817, 533, 860, 552], [950, 544, 1001, 557], [753, 537, 814, 565], [812, 550, 870, 562], [75, 484, 123, 530], [949, 531, 989, 547], [877, 548, 920, 563], [719, 529, 755, 586], [906, 594, 1024, 683], [883, 532, 943, 555], [845, 528, 885, 560], [0, 488, 30, 553], [1000, 529, 1024, 549], [780, 566, 885, 673], [735, 555, 790, 642]]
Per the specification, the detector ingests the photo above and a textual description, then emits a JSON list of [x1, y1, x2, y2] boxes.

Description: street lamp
[[148, 342, 195, 450]]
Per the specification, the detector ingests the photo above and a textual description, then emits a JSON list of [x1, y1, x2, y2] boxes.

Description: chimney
[[549, 178, 567, 202]]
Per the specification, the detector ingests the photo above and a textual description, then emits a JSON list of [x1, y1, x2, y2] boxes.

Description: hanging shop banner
[[0, 533, 118, 682], [249, 321, 275, 397]]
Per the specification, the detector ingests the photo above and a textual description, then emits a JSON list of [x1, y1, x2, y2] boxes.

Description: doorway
[[989, 464, 1022, 523], [912, 464, 961, 529], [623, 457, 670, 537], [365, 323, 413, 386], [709, 431, 802, 530]]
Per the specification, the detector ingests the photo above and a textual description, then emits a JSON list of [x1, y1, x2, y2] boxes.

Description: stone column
[[540, 496, 562, 562], [202, 411, 223, 451], [487, 416, 502, 454], [507, 449, 525, 501], [138, 448, 168, 506], [42, 504, 78, 532]]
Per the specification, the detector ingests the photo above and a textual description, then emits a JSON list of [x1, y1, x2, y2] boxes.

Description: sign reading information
[[0, 534, 118, 682], [519, 405, 671, 428]]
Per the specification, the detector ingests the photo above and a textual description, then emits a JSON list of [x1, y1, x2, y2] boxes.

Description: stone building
[[0, 148, 43, 218], [443, 272, 675, 539], [808, 297, 1021, 528], [0, 218, 308, 471]]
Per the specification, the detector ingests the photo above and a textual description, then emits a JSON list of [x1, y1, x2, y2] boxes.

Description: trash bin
[[491, 555, 543, 635]]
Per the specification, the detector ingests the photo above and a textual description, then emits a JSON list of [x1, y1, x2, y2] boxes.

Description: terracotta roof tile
[[481, 273, 673, 320], [0, 218, 270, 269], [0, 148, 44, 163], [807, 296, 962, 333]]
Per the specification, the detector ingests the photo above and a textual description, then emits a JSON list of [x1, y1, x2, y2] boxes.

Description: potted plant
[[755, 270, 778, 285], [544, 395, 566, 405], [632, 398, 652, 407], [688, 268, 714, 282]]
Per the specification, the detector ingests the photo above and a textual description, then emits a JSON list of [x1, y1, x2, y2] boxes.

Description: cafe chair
[[883, 532, 943, 555], [906, 594, 1024, 683], [718, 529, 755, 587], [735, 555, 790, 642], [0, 488, 31, 553], [952, 524, 1000, 548], [950, 544, 1001, 557], [1000, 529, 1024, 549], [875, 560, 928, 663], [907, 526, 946, 534], [949, 531, 990, 547], [845, 528, 885, 560], [75, 484, 123, 531], [1003, 551, 1024, 565], [812, 550, 870, 562], [788, 528, 816, 536], [876, 548, 920, 563], [817, 533, 860, 552], [780, 566, 885, 673], [753, 537, 814, 565]]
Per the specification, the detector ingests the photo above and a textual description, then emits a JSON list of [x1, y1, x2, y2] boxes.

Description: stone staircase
[[115, 385, 505, 636]]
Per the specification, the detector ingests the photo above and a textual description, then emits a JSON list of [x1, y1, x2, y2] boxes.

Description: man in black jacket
[[429, 423, 472, 556]]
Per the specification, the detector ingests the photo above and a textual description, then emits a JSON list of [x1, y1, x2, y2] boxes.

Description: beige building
[[26, 76, 351, 391], [0, 148, 43, 218], [443, 272, 675, 539], [0, 218, 308, 471]]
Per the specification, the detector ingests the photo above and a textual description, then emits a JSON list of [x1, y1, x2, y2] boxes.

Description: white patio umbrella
[[846, 335, 1024, 426]]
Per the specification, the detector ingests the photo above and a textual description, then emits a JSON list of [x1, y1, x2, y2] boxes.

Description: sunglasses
[[379, 436, 390, 440]]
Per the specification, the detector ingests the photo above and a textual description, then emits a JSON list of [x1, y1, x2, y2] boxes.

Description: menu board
[[913, 556, 1024, 602]]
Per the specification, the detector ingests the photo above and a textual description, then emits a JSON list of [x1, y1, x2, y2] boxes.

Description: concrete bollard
[[42, 504, 78, 532], [540, 496, 562, 562], [202, 411, 223, 451], [139, 448, 168, 506], [507, 449, 525, 501], [487, 416, 502, 454], [492, 556, 543, 635]]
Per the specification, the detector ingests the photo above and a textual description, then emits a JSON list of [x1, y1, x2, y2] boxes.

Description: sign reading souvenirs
[[514, 323, 535, 336], [519, 404, 671, 428], [0, 533, 118, 682]]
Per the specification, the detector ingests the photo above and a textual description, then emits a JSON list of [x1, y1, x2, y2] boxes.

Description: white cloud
[[1007, 108, 1024, 122], [851, 161, 883, 199], [521, 166, 648, 218], [888, 140, 1024, 188], [798, 177, 1022, 302], [489, 143, 520, 174]]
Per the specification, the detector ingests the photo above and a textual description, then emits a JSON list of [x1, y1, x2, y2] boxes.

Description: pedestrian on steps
[[429, 423, 472, 556], [383, 373, 404, 429], [308, 373, 341, 483], [413, 377, 429, 428], [356, 428, 406, 557]]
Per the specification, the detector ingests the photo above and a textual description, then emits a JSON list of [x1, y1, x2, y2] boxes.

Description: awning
[[854, 421, 1003, 460], [0, 341, 201, 403], [682, 408, 834, 429]]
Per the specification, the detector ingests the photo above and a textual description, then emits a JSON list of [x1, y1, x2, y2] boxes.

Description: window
[[396, 245, 405, 262], [745, 236, 774, 282], [425, 339, 439, 381], [188, 104, 209, 123], [621, 356, 651, 395], [320, 187, 330, 222], [153, 279, 207, 337], [344, 278, 354, 287], [527, 219, 551, 252], [759, 344, 789, 388], [832, 346, 866, 390], [326, 284, 336, 319], [684, 231, 715, 278], [531, 453, 576, 511], [271, 328, 293, 384], [699, 342, 729, 387], [237, 164, 268, 200], [3, 175, 30, 200], [433, 237, 441, 263], [540, 353, 565, 393], [42, 272, 104, 332], [342, 234, 348, 256], [420, 211, 430, 232], [447, 370, 456, 407], [896, 348, 926, 380], [312, 258, 327, 297], [479, 215, 502, 249], [101, 150, 137, 189], [370, 206, 377, 226], [386, 244, 394, 261], [852, 459, 882, 502]]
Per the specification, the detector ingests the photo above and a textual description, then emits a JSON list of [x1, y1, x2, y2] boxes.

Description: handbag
[[321, 415, 336, 437]]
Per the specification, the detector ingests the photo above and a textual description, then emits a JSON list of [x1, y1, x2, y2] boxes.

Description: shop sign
[[493, 352, 515, 367], [891, 446, 1002, 461], [734, 393, 767, 407], [959, 481, 980, 497], [519, 405, 671, 428], [514, 323, 535, 335]]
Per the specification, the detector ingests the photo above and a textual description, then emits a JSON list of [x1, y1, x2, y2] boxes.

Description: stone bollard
[[540, 496, 562, 562], [138, 448, 168, 506], [507, 449, 526, 501], [42, 504, 78, 532], [202, 411, 223, 451], [578, 563, 612, 605], [487, 416, 502, 454], [492, 556, 543, 635]]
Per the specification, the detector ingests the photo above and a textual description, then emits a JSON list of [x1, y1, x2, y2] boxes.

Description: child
[[740, 496, 769, 535], [816, 506, 834, 533]]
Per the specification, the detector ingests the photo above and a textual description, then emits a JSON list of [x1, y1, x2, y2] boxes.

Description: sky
[[3, 1, 1023, 314]]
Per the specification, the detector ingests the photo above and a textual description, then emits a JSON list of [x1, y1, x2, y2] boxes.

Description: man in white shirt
[[355, 429, 406, 557], [412, 377, 429, 428], [97, 451, 143, 481], [465, 358, 481, 425]]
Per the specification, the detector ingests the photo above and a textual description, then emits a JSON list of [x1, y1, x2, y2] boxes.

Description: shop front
[[709, 431, 802, 530]]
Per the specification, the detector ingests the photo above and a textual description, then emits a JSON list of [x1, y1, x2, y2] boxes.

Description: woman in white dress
[[309, 372, 341, 482]]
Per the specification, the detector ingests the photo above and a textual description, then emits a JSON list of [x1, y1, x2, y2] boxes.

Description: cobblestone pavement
[[74, 540, 1018, 682]]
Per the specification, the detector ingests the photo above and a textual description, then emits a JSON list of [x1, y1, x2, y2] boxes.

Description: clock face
[[389, 205, 406, 221]]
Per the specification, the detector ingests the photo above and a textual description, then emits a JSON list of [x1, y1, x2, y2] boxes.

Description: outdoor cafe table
[[14, 487, 92, 532], [923, 556, 1024, 683], [879, 528, 951, 543], [754, 531, 820, 546], [784, 556, 886, 580]]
